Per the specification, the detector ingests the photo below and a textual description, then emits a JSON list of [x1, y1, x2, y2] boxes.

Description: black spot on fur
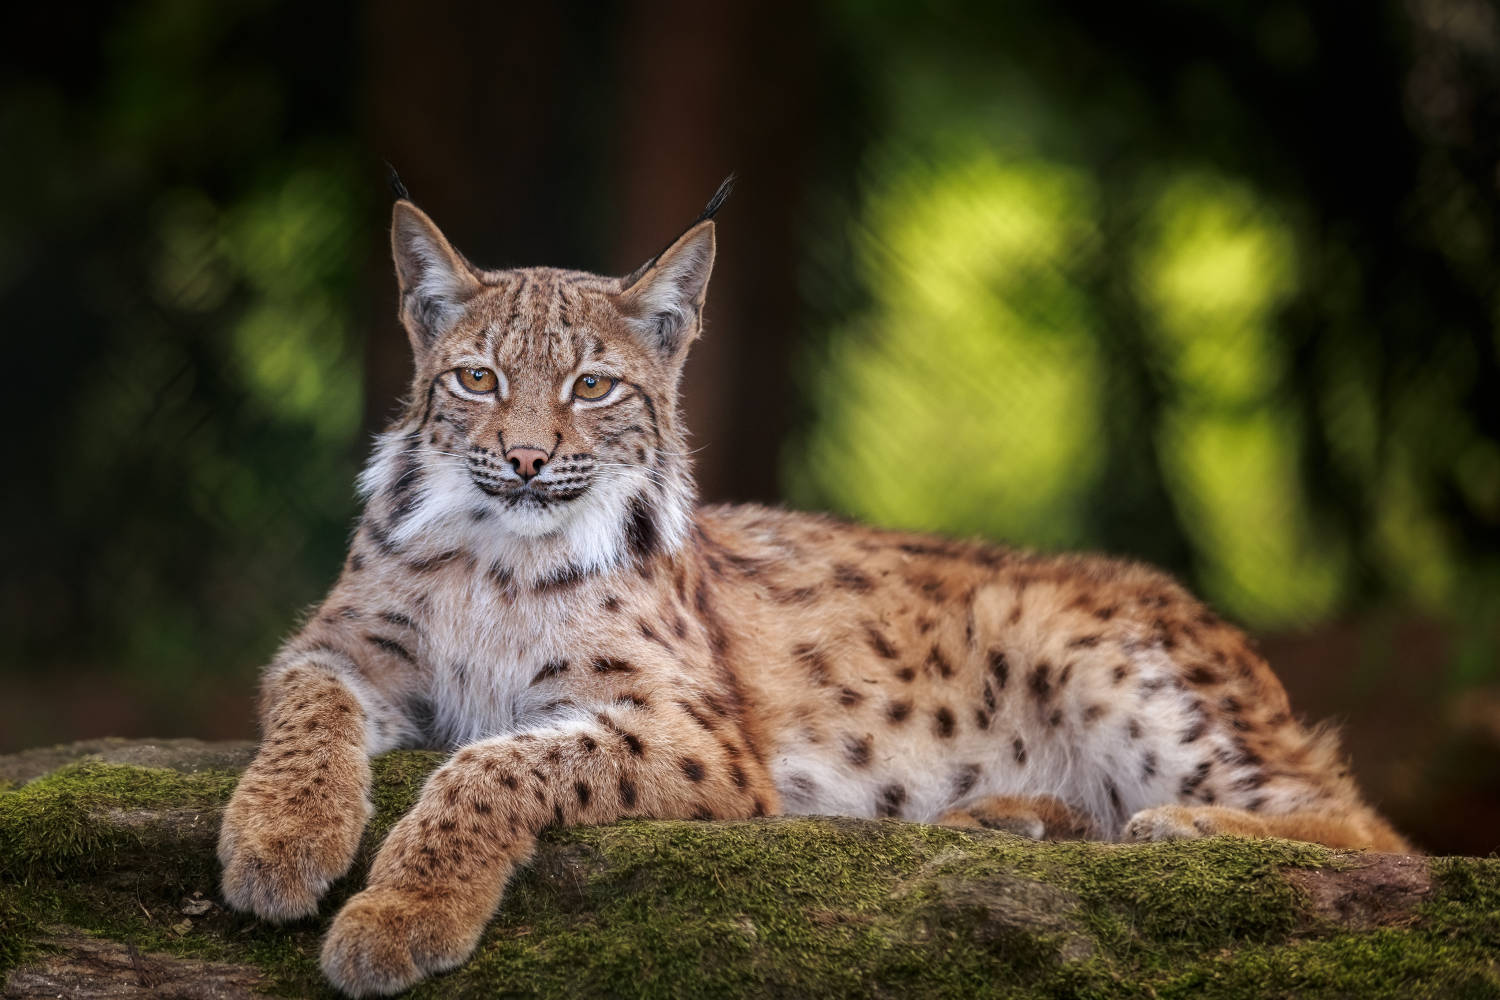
[[639, 619, 673, 649], [876, 784, 907, 818], [1012, 737, 1027, 765], [838, 687, 864, 707], [622, 732, 644, 756], [677, 699, 717, 732], [832, 563, 875, 592], [625, 493, 660, 561], [387, 435, 426, 524], [988, 649, 1009, 688], [1180, 761, 1211, 797], [535, 564, 589, 592], [529, 660, 569, 685], [844, 734, 872, 767], [1185, 665, 1219, 686], [1180, 719, 1208, 744], [1028, 663, 1052, 702], [1105, 779, 1122, 813], [575, 782, 592, 807], [619, 776, 638, 808], [680, 758, 705, 782], [934, 706, 956, 738], [886, 700, 912, 724], [952, 763, 981, 798], [864, 624, 899, 659], [488, 562, 515, 591], [367, 635, 414, 662], [793, 643, 833, 686], [926, 645, 953, 679], [592, 657, 635, 674], [1066, 634, 1103, 649]]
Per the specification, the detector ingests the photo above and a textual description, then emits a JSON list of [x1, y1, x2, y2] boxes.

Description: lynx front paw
[[321, 887, 484, 997], [217, 776, 370, 922]]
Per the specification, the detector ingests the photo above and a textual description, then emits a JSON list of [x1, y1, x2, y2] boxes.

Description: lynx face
[[414, 273, 674, 538], [357, 201, 717, 579]]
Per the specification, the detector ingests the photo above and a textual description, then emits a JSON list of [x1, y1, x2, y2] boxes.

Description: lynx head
[[357, 179, 731, 583]]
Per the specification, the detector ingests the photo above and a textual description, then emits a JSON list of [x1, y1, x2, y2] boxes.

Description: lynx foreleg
[[320, 700, 767, 997], [219, 648, 416, 922]]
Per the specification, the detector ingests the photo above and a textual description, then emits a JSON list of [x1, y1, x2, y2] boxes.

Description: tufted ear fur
[[615, 176, 732, 362], [391, 201, 482, 359]]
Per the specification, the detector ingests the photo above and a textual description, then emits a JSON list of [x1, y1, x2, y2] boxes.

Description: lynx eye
[[457, 368, 497, 393], [573, 374, 616, 401]]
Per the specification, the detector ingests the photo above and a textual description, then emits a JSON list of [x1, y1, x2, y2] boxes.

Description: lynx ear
[[391, 200, 482, 355], [616, 220, 716, 359], [616, 176, 732, 360]]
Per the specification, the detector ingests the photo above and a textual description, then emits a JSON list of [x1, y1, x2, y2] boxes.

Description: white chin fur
[[360, 426, 693, 582]]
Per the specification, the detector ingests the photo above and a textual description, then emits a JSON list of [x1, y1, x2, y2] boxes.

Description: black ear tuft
[[386, 161, 411, 202], [622, 174, 736, 291], [695, 173, 736, 224]]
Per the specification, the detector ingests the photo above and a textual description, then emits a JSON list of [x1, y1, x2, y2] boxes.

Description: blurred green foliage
[[1, 0, 368, 740], [792, 0, 1500, 646]]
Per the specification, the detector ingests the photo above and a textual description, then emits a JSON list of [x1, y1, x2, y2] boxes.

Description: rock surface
[[1, 739, 1497, 998]]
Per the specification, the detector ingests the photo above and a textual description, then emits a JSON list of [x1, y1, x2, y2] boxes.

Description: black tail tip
[[696, 173, 736, 224], [385, 161, 411, 202]]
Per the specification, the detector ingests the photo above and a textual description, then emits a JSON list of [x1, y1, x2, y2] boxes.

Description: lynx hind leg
[[1122, 805, 1412, 853], [938, 795, 1096, 841]]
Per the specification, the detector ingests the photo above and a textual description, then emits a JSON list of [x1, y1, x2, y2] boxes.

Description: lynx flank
[[218, 179, 1409, 997]]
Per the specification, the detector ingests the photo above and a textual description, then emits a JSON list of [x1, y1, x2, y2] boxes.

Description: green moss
[[366, 750, 445, 843], [0, 888, 34, 977], [2, 751, 1499, 999], [0, 761, 237, 881]]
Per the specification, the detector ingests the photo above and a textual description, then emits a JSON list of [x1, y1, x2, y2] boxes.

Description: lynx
[[217, 178, 1409, 997]]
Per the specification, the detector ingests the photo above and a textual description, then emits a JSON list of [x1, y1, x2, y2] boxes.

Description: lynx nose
[[505, 446, 549, 481]]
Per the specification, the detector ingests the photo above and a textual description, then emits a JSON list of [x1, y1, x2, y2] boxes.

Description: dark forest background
[[2, 0, 1498, 854]]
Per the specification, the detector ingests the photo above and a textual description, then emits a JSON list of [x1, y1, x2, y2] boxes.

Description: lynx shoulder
[[217, 179, 1408, 997]]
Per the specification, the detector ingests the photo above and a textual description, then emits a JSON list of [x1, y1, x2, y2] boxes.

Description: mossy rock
[[1, 741, 1497, 998]]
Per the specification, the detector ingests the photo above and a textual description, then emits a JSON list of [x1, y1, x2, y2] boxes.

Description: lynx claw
[[321, 887, 480, 998]]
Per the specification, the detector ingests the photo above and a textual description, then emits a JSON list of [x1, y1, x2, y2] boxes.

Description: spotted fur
[[219, 189, 1410, 998]]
